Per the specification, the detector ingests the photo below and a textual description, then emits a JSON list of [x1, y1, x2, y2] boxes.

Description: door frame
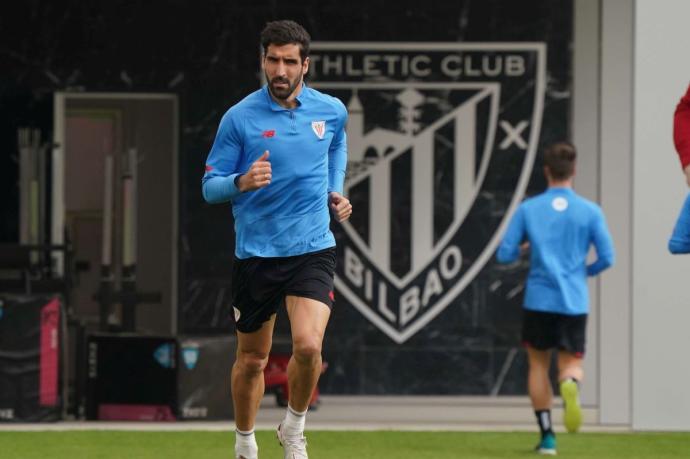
[[52, 92, 179, 333]]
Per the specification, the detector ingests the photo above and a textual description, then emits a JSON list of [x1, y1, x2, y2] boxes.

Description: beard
[[266, 72, 302, 100]]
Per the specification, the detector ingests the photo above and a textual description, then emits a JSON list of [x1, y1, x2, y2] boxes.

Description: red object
[[262, 129, 276, 138], [98, 404, 176, 421], [674, 82, 690, 169], [39, 298, 60, 407], [264, 354, 327, 409], [205, 164, 213, 172]]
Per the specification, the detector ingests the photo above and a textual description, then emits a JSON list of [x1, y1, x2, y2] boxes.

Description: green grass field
[[1, 430, 688, 458]]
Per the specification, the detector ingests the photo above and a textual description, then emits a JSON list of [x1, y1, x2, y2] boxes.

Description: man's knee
[[236, 350, 269, 376], [292, 337, 322, 364]]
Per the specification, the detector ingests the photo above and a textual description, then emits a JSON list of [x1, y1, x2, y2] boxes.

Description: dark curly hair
[[260, 20, 311, 63]]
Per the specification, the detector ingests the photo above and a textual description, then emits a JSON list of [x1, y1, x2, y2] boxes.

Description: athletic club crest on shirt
[[312, 120, 326, 139], [309, 42, 546, 343]]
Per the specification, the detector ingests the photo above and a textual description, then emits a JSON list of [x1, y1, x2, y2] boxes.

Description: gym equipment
[[0, 295, 64, 422], [93, 149, 161, 332]]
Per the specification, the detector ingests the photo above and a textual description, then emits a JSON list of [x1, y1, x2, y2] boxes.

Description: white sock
[[282, 404, 307, 437], [235, 428, 258, 458]]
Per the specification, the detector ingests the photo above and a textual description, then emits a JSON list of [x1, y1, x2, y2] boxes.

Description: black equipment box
[[86, 333, 234, 420], [0, 295, 63, 422]]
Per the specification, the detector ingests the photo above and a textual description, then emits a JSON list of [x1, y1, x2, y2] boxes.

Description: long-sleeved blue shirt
[[202, 84, 348, 259], [496, 187, 615, 315], [669, 193, 690, 254]]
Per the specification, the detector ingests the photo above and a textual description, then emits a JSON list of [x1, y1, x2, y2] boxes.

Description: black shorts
[[521, 309, 587, 357], [230, 247, 336, 333]]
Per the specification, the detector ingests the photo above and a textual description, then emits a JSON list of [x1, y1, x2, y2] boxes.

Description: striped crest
[[311, 43, 546, 343], [311, 120, 326, 139]]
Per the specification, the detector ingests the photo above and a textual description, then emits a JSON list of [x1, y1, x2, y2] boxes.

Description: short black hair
[[543, 141, 577, 180], [260, 20, 311, 63]]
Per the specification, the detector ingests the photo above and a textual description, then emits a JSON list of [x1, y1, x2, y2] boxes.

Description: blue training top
[[496, 187, 615, 315], [669, 193, 690, 254], [202, 84, 348, 259]]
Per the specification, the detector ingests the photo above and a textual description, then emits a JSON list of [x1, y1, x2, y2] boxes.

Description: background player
[[497, 141, 615, 455]]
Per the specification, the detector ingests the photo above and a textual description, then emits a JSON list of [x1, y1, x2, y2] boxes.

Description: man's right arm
[[202, 111, 243, 204], [668, 193, 690, 254]]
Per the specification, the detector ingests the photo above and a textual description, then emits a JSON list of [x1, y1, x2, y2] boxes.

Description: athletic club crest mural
[[310, 43, 546, 343]]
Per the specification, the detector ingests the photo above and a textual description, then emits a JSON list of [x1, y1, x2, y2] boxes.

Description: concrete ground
[[0, 396, 630, 432]]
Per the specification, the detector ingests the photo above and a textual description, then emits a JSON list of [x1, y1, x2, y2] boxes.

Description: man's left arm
[[328, 105, 352, 222], [587, 208, 615, 276]]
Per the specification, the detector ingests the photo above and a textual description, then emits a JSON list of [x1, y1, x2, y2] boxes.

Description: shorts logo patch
[[262, 129, 276, 138], [552, 197, 568, 212], [233, 306, 241, 322]]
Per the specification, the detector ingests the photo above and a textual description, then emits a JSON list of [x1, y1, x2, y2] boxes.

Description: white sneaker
[[277, 422, 308, 459], [234, 445, 258, 459]]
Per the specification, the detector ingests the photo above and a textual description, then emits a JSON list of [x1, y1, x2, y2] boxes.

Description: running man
[[202, 20, 351, 459], [669, 82, 690, 253], [496, 141, 614, 455]]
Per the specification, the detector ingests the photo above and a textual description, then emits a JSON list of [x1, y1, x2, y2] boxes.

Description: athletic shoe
[[277, 422, 308, 459], [560, 379, 583, 433], [234, 445, 257, 459], [535, 433, 557, 455], [235, 450, 257, 459]]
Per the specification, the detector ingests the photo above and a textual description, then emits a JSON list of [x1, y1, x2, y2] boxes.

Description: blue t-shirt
[[669, 193, 690, 254], [496, 187, 615, 315], [202, 84, 348, 259]]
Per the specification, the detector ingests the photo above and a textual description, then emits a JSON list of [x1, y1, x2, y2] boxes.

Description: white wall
[[599, 0, 633, 425], [633, 0, 690, 430], [572, 0, 601, 408]]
